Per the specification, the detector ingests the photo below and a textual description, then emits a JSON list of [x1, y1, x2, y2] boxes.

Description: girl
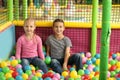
[[15, 18, 48, 73]]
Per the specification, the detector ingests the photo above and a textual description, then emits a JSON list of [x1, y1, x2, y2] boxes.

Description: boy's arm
[[63, 47, 70, 70], [46, 45, 50, 56]]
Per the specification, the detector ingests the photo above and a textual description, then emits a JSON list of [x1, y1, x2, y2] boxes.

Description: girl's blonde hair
[[24, 17, 35, 26]]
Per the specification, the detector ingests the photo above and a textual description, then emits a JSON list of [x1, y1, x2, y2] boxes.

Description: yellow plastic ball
[[11, 60, 18, 67], [108, 64, 111, 69], [5, 73, 12, 79], [22, 73, 28, 80], [95, 59, 100, 66], [70, 70, 77, 78], [35, 72, 42, 77], [30, 65, 35, 71], [62, 71, 69, 78], [116, 62, 120, 68], [1, 61, 7, 68]]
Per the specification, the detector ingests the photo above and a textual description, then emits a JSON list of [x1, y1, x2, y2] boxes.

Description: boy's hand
[[63, 63, 68, 70]]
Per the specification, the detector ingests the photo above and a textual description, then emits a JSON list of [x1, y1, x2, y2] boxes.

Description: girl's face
[[23, 20, 36, 35], [53, 22, 65, 35]]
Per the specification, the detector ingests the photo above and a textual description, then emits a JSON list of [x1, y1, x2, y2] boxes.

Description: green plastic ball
[[45, 56, 51, 64]]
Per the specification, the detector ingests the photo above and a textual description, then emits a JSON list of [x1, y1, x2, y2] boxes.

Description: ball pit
[[0, 52, 120, 79]]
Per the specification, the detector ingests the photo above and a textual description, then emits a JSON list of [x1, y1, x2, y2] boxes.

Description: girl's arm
[[15, 39, 22, 59], [37, 37, 45, 60], [63, 47, 70, 70]]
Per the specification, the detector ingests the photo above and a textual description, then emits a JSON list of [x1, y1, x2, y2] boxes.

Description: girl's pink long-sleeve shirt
[[15, 34, 45, 60]]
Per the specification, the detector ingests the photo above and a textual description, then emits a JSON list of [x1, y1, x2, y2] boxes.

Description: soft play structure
[[0, 0, 120, 79]]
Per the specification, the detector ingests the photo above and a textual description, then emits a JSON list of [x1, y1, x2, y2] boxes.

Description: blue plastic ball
[[112, 53, 117, 59], [84, 69, 90, 75], [91, 57, 96, 63], [95, 54, 100, 59], [16, 75, 23, 80]]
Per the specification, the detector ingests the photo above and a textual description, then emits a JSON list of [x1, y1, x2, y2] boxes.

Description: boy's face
[[53, 22, 65, 35], [23, 20, 36, 35]]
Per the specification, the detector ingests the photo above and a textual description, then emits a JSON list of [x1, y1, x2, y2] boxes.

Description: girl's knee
[[21, 59, 29, 65]]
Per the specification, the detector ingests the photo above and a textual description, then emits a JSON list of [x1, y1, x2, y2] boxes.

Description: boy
[[46, 18, 83, 74]]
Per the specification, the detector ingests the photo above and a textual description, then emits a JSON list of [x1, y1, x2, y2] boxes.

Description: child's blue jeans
[[21, 57, 48, 73], [50, 53, 83, 74]]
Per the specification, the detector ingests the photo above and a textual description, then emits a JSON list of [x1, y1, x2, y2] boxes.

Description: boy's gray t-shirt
[[46, 35, 72, 59]]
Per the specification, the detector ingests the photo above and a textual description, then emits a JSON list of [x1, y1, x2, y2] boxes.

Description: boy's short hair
[[53, 19, 64, 26]]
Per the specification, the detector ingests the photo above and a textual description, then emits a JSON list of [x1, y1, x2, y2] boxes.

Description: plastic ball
[[95, 54, 100, 59], [112, 53, 117, 59], [91, 57, 96, 63], [0, 76, 6, 80], [116, 62, 120, 68], [117, 78, 120, 80], [68, 78, 74, 80], [75, 78, 81, 80], [12, 71, 18, 78], [35, 72, 42, 77], [62, 71, 69, 78], [109, 65, 116, 71], [70, 67, 75, 72], [60, 76, 64, 80], [9, 56, 15, 60], [22, 73, 28, 80], [110, 71, 116, 77], [44, 77, 52, 80], [70, 70, 77, 78], [17, 59, 21, 64], [116, 56, 120, 61], [82, 74, 90, 80], [78, 69, 84, 76], [15, 75, 23, 80], [93, 66, 99, 72], [80, 52, 85, 58], [38, 77, 43, 80], [52, 77, 58, 80], [53, 73, 60, 79], [5, 72, 12, 79], [86, 60, 92, 65], [95, 59, 100, 66], [0, 72, 4, 76], [30, 65, 36, 71], [25, 70, 32, 76], [2, 66, 10, 73], [82, 57, 87, 64], [17, 68, 23, 75], [83, 64, 88, 69], [92, 77, 98, 80], [94, 72, 99, 77], [84, 69, 90, 75], [45, 56, 51, 64], [31, 76, 38, 80], [87, 65, 94, 72], [86, 52, 91, 58], [46, 72, 54, 78], [1, 61, 7, 68], [16, 64, 22, 69], [107, 71, 110, 77], [110, 60, 116, 65], [24, 65, 31, 71], [11, 60, 18, 67], [8, 77, 15, 80]]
